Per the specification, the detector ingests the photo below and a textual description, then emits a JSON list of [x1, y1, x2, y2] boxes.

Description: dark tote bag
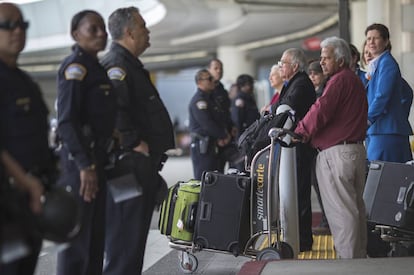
[[105, 151, 151, 203]]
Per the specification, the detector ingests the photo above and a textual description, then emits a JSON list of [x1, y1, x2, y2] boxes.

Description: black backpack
[[237, 109, 296, 165]]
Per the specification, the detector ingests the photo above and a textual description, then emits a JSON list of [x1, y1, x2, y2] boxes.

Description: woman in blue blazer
[[365, 23, 412, 163]]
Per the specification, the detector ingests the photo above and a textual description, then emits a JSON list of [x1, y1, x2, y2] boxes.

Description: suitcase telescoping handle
[[404, 182, 414, 210], [185, 202, 198, 231], [199, 201, 212, 221]]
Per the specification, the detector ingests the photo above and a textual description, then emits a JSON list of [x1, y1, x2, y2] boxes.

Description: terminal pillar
[[217, 45, 255, 88]]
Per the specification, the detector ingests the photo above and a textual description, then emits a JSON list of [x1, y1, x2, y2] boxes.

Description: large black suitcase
[[193, 171, 250, 256], [363, 161, 414, 231]]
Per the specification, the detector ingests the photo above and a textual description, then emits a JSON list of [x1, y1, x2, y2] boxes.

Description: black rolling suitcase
[[193, 171, 250, 256], [363, 161, 414, 231]]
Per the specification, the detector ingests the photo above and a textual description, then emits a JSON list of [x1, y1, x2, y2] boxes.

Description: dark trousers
[[190, 141, 218, 180], [103, 153, 159, 275], [311, 154, 329, 227], [56, 150, 106, 275], [103, 186, 155, 275], [296, 143, 313, 251], [0, 186, 42, 275], [0, 217, 42, 275], [0, 235, 42, 275]]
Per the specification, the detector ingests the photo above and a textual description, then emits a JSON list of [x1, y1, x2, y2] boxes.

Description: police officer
[[231, 74, 260, 139], [0, 3, 51, 274], [56, 10, 116, 275], [189, 69, 231, 180], [207, 58, 237, 172], [100, 7, 175, 275]]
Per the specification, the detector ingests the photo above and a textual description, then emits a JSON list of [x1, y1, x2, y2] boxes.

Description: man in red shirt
[[294, 36, 368, 259]]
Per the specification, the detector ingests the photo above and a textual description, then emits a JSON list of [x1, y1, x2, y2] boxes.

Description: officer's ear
[[71, 30, 79, 41], [124, 26, 134, 40]]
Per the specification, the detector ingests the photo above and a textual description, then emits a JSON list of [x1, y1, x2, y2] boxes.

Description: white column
[[350, 1, 367, 50], [367, 0, 390, 26], [217, 45, 255, 88]]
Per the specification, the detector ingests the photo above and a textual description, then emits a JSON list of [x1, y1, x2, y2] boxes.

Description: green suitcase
[[158, 180, 201, 242]]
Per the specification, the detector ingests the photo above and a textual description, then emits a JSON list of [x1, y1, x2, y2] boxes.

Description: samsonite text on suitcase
[[193, 171, 250, 256], [158, 180, 201, 242], [364, 161, 414, 231]]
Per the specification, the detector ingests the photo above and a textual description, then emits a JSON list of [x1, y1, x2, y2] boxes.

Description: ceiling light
[[237, 13, 339, 51], [6, 0, 45, 5], [170, 15, 247, 46]]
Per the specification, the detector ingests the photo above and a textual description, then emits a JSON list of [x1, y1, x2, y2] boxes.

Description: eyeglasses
[[277, 60, 292, 67], [0, 20, 29, 31], [199, 76, 214, 82]]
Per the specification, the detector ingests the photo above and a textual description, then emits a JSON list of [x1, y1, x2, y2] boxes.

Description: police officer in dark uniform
[[189, 69, 231, 180], [100, 7, 175, 275], [231, 74, 260, 139], [207, 58, 236, 172], [56, 10, 116, 275], [0, 3, 51, 274]]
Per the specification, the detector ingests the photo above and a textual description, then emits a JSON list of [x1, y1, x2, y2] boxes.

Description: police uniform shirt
[[188, 89, 227, 139], [101, 42, 175, 155], [57, 45, 117, 170], [0, 60, 50, 171], [231, 91, 260, 136], [212, 81, 233, 130]]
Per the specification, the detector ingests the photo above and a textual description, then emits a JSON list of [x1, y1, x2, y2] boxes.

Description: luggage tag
[[107, 173, 143, 203]]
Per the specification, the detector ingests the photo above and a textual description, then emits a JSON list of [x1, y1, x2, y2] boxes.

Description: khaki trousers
[[316, 144, 367, 258]]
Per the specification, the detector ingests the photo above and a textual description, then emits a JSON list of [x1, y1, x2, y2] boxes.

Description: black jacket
[[271, 71, 316, 120], [101, 43, 175, 156], [189, 89, 228, 139], [0, 60, 51, 171]]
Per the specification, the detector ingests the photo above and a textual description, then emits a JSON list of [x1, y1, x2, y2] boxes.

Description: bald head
[[0, 2, 27, 66], [0, 2, 24, 24]]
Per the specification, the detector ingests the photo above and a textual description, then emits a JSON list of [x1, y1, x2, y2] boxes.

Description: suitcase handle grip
[[199, 201, 212, 221], [404, 182, 414, 210], [184, 202, 198, 231]]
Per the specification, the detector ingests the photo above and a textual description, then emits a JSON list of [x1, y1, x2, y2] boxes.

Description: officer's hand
[[217, 134, 231, 147], [231, 127, 238, 138], [80, 168, 98, 202], [133, 141, 150, 157], [24, 174, 44, 214]]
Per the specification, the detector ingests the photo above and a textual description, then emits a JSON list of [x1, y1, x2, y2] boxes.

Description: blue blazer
[[366, 51, 412, 136]]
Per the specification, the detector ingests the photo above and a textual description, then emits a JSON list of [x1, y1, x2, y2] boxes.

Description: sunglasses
[[0, 20, 29, 31]]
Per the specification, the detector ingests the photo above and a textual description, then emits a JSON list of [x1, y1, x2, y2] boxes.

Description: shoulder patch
[[196, 100, 208, 110], [235, 98, 245, 107], [107, 67, 126, 81], [64, 63, 87, 81]]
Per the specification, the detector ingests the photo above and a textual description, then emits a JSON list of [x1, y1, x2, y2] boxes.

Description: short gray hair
[[283, 48, 307, 71], [270, 64, 279, 72], [320, 36, 351, 66], [108, 7, 140, 40]]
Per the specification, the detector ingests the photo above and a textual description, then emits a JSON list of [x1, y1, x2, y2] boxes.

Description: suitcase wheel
[[257, 247, 281, 260], [278, 241, 294, 259], [257, 242, 294, 260], [178, 251, 198, 273]]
